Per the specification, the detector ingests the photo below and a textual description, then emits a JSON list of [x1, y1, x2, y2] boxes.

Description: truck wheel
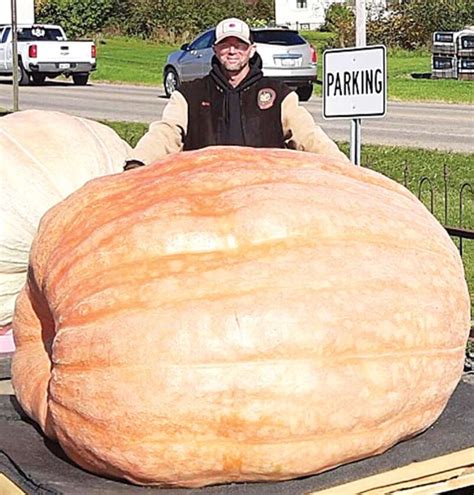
[[164, 67, 180, 98], [72, 73, 89, 85], [31, 73, 46, 85], [18, 62, 29, 86], [296, 84, 313, 102]]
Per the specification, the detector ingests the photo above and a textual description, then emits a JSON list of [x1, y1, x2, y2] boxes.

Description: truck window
[[17, 27, 65, 42]]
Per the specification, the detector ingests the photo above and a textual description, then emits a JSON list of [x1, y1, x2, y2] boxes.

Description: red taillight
[[28, 44, 37, 58], [310, 44, 317, 64], [91, 44, 96, 58]]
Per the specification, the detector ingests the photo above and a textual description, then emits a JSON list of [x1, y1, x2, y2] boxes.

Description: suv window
[[17, 27, 64, 41], [252, 30, 306, 46], [190, 30, 215, 50]]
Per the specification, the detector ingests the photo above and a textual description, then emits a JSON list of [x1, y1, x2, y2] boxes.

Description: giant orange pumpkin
[[12, 146, 470, 488]]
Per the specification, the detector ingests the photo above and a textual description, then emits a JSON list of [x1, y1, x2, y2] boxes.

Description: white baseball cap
[[214, 18, 252, 45]]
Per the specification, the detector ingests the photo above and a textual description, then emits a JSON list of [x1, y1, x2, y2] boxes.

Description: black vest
[[179, 76, 291, 151]]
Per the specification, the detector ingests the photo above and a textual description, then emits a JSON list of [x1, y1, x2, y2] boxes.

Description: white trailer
[[0, 0, 35, 25]]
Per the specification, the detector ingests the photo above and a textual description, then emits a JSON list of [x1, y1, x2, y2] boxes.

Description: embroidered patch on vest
[[257, 88, 276, 110]]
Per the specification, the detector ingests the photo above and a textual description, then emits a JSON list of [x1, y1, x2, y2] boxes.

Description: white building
[[275, 0, 387, 30], [0, 0, 35, 25]]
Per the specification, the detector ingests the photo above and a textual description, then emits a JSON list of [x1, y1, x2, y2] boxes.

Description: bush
[[367, 0, 474, 49], [321, 3, 355, 48], [319, 0, 473, 50], [36, 0, 275, 41], [36, 0, 118, 38]]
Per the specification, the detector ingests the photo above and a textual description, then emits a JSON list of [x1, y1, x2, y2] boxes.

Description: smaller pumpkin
[[0, 109, 130, 328]]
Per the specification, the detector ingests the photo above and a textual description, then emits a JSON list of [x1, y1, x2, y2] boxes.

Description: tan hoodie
[[128, 90, 350, 166]]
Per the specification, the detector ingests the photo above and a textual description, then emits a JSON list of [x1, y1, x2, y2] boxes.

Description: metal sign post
[[350, 118, 361, 164], [11, 0, 19, 111]]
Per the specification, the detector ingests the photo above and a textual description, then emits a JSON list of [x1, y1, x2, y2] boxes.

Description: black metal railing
[[400, 163, 473, 257]]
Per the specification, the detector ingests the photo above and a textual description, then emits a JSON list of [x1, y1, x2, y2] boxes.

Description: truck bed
[[1, 354, 473, 494]]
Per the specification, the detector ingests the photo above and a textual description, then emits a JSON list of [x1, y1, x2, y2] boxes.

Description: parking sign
[[323, 45, 387, 119]]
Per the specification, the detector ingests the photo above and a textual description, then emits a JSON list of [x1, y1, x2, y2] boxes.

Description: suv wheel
[[164, 67, 180, 98], [296, 84, 313, 102]]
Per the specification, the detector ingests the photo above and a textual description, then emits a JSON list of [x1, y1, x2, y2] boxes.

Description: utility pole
[[11, 0, 19, 111], [350, 0, 366, 165], [356, 0, 367, 47]]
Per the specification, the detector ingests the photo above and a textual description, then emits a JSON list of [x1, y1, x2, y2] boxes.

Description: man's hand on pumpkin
[[123, 159, 145, 171]]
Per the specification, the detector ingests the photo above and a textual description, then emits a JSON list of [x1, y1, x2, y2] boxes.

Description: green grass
[[92, 37, 178, 85], [91, 35, 474, 104], [301, 32, 474, 104], [105, 118, 473, 312], [386, 50, 473, 104], [300, 30, 337, 50], [103, 119, 148, 147]]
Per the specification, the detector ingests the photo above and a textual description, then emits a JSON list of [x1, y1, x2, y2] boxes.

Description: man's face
[[213, 36, 256, 73]]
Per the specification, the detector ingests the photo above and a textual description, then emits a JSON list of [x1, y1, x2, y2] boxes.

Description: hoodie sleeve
[[127, 91, 188, 166], [281, 92, 350, 163]]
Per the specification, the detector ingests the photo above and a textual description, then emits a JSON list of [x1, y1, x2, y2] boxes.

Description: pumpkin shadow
[[7, 394, 29, 420], [8, 395, 55, 443], [43, 435, 80, 467]]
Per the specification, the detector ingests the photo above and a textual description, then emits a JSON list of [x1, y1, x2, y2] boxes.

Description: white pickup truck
[[0, 24, 96, 85]]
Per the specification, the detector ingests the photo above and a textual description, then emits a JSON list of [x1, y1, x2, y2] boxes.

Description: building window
[[297, 0, 307, 8]]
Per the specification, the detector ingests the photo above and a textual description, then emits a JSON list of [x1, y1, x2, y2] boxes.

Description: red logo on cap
[[229, 23, 235, 27]]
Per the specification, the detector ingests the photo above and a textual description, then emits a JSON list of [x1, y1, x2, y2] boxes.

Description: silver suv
[[163, 27, 317, 101]]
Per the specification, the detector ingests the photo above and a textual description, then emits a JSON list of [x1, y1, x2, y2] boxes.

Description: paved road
[[0, 79, 473, 152]]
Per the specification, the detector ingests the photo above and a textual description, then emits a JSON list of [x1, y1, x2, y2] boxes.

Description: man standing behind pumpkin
[[124, 18, 348, 170]]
